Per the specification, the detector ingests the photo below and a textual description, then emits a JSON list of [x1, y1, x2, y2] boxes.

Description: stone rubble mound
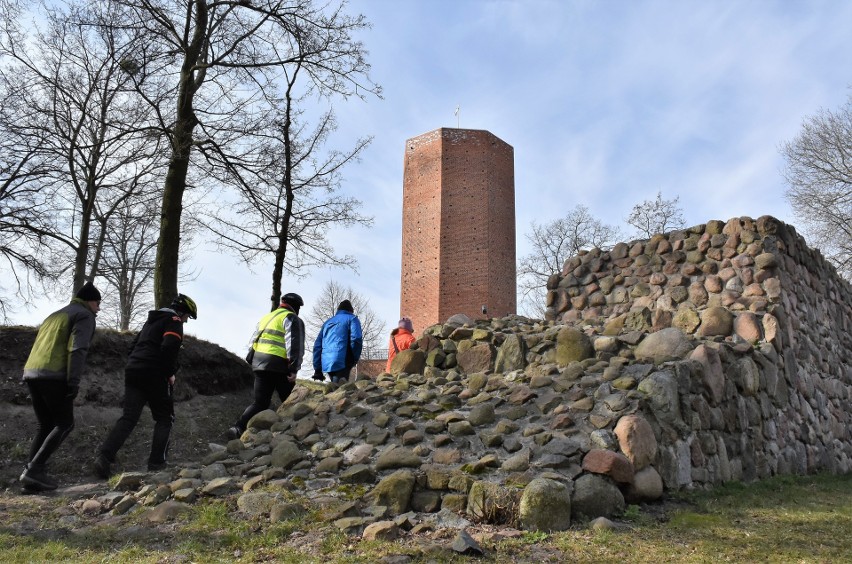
[[73, 302, 850, 534]]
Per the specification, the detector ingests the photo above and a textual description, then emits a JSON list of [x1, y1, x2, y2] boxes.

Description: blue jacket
[[313, 310, 363, 373]]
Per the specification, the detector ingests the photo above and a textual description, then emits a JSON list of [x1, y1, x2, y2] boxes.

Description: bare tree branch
[[518, 205, 622, 317], [107, 0, 380, 307], [625, 190, 686, 239], [782, 93, 852, 280]]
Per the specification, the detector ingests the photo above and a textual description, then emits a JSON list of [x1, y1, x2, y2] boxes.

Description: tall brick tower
[[400, 128, 516, 334]]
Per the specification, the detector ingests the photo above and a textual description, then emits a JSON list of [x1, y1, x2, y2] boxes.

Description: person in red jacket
[[386, 317, 416, 373], [93, 294, 197, 478]]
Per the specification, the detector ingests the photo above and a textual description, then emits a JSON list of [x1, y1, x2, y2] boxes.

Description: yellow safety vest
[[253, 308, 293, 360]]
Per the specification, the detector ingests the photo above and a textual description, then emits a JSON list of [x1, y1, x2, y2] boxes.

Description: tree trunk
[[154, 154, 189, 307], [272, 191, 293, 312], [270, 82, 295, 313], [72, 197, 95, 297], [153, 0, 206, 308]]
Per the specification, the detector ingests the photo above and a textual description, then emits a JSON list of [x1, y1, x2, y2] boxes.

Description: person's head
[[398, 317, 413, 332], [170, 293, 198, 321], [337, 300, 353, 313], [281, 292, 304, 315], [76, 282, 102, 314]]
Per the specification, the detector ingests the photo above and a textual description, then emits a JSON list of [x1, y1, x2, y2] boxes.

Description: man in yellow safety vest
[[227, 292, 305, 439]]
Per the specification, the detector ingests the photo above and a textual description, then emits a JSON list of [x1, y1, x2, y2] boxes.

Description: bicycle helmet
[[171, 293, 198, 319], [280, 292, 304, 313]]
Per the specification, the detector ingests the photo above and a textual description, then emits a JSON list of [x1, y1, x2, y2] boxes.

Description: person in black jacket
[[92, 294, 197, 478]]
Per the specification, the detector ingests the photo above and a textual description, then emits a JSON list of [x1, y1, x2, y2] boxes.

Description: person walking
[[227, 293, 306, 440], [93, 294, 197, 478], [312, 300, 363, 385], [20, 281, 102, 491], [386, 317, 416, 373]]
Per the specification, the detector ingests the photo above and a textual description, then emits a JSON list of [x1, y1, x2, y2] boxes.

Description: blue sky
[[13, 0, 852, 357]]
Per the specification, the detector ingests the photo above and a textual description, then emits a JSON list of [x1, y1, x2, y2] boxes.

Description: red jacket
[[386, 328, 416, 372]]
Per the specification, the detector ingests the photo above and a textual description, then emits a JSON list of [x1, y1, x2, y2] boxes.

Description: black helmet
[[281, 292, 304, 310], [171, 293, 198, 319]]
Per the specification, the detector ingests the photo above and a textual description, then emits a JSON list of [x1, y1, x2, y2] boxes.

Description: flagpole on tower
[[454, 105, 460, 128]]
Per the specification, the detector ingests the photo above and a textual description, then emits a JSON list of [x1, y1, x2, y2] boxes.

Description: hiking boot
[[92, 455, 111, 480], [147, 462, 168, 473], [19, 466, 58, 491], [226, 426, 242, 440]]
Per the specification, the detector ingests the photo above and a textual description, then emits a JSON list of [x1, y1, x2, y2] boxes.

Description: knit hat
[[398, 317, 413, 332], [337, 300, 354, 313], [76, 282, 101, 302]]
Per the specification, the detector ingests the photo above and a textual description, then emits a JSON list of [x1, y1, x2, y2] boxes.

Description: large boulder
[[467, 403, 496, 426], [518, 477, 572, 532], [672, 307, 700, 334], [571, 474, 625, 521], [556, 327, 594, 365], [390, 349, 426, 375], [634, 328, 693, 364], [237, 492, 279, 516], [614, 414, 658, 470], [637, 371, 683, 429], [698, 306, 734, 337], [445, 313, 474, 326], [625, 466, 664, 502], [495, 334, 527, 372], [733, 312, 762, 344], [689, 344, 725, 405], [732, 356, 761, 396], [247, 409, 279, 430], [581, 449, 635, 483], [457, 343, 496, 374], [270, 440, 304, 470], [375, 447, 422, 471], [366, 470, 415, 515]]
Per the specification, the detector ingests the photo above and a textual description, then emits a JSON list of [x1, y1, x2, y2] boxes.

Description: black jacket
[[125, 308, 185, 378]]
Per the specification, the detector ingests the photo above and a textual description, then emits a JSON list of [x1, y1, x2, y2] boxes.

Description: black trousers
[[26, 380, 75, 469], [100, 374, 174, 466], [234, 370, 295, 430], [329, 367, 352, 384]]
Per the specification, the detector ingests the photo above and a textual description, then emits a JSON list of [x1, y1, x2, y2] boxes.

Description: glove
[[65, 385, 79, 399], [312, 370, 325, 381]]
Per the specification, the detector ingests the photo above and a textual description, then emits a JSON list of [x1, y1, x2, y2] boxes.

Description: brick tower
[[400, 128, 516, 334]]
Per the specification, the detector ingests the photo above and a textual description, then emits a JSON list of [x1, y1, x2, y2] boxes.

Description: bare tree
[[109, 0, 381, 308], [202, 69, 373, 311], [304, 280, 386, 360], [0, 89, 53, 317], [94, 195, 158, 330], [625, 190, 686, 239], [782, 94, 852, 280], [0, 0, 164, 297], [518, 205, 621, 317]]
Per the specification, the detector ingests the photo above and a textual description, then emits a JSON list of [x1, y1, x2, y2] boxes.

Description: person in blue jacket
[[312, 300, 363, 384]]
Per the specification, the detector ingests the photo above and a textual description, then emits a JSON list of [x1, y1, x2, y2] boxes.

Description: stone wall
[[390, 215, 851, 494], [530, 215, 852, 484], [82, 215, 850, 535]]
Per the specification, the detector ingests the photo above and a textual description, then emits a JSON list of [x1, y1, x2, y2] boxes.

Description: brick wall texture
[[400, 128, 516, 334]]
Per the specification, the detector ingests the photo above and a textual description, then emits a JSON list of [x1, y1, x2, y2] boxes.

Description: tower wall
[[400, 128, 516, 334]]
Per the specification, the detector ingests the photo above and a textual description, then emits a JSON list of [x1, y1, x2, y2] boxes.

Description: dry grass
[[0, 472, 849, 563]]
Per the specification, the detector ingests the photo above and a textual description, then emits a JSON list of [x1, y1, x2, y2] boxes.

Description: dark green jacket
[[22, 298, 97, 387]]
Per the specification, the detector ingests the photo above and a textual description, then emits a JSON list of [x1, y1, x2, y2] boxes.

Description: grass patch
[[0, 472, 849, 562]]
